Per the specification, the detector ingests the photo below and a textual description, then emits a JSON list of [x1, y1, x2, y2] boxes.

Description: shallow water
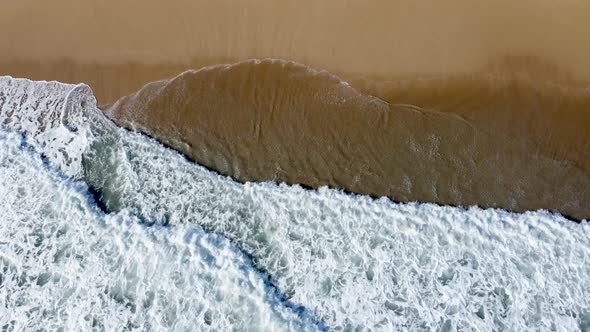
[[107, 60, 590, 220]]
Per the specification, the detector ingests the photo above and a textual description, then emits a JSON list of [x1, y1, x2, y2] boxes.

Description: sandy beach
[[2, 0, 590, 218]]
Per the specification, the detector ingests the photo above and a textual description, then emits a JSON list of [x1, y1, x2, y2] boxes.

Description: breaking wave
[[0, 77, 322, 331], [2, 76, 590, 330]]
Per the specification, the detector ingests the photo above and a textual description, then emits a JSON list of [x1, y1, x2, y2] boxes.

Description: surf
[[2, 76, 590, 330]]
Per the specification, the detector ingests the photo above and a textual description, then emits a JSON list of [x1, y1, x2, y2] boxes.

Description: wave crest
[[0, 76, 116, 177]]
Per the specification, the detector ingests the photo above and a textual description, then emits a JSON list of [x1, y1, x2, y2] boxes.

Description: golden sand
[[2, 0, 590, 79]]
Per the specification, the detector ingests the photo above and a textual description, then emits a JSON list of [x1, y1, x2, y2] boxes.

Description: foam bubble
[[0, 130, 319, 331]]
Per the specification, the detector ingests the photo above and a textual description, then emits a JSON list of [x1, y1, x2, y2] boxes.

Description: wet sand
[[1, 0, 590, 219]]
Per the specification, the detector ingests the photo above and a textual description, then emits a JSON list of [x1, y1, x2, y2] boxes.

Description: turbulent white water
[[1, 76, 590, 331], [0, 130, 318, 331]]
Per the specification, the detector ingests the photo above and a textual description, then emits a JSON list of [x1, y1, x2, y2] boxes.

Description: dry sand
[[1, 0, 589, 100], [106, 60, 590, 220]]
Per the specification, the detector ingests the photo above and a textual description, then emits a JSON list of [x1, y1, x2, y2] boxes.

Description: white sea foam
[[83, 129, 590, 331], [0, 77, 96, 177], [0, 130, 318, 331], [2, 76, 590, 331]]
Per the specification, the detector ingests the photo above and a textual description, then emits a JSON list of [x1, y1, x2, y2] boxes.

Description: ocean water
[[1, 76, 590, 331]]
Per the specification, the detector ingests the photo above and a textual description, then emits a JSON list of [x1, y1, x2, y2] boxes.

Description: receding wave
[[106, 59, 590, 220]]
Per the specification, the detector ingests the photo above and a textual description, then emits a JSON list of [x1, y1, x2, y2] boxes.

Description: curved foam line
[[61, 83, 92, 132]]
